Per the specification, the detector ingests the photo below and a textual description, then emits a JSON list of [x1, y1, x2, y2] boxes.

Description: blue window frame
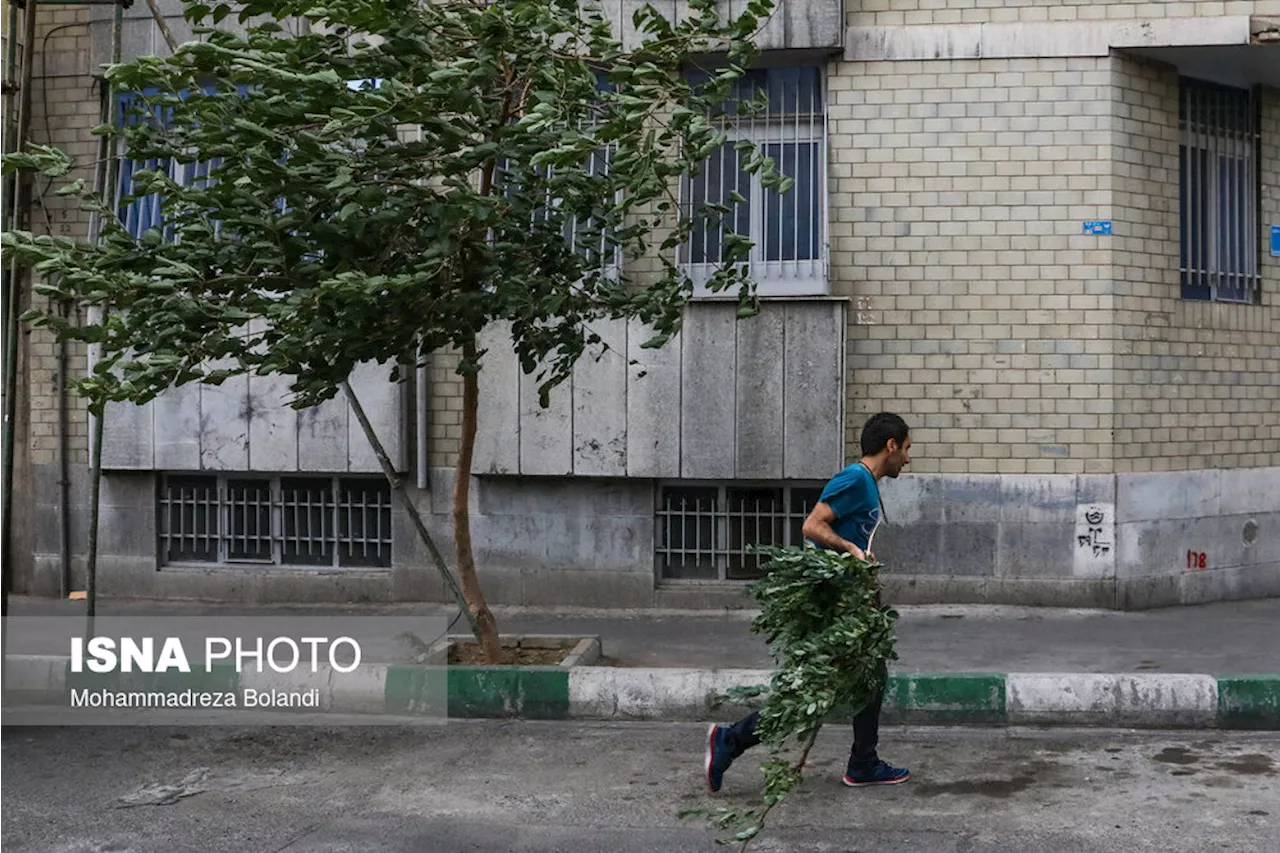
[[115, 85, 245, 240]]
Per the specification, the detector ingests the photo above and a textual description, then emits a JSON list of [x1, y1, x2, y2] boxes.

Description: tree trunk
[[454, 336, 503, 664]]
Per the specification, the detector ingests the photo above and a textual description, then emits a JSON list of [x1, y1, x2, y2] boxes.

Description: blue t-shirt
[[813, 463, 881, 552]]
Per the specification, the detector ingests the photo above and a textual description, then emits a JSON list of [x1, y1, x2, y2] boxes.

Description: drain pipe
[[56, 301, 70, 598], [416, 359, 429, 491]]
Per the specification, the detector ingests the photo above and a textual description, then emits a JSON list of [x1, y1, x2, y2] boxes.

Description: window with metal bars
[[680, 66, 827, 297], [115, 87, 240, 241], [656, 483, 824, 581], [158, 474, 392, 568], [1179, 78, 1260, 303], [500, 145, 621, 275]]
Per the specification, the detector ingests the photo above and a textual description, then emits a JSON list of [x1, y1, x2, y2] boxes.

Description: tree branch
[[145, 0, 181, 54]]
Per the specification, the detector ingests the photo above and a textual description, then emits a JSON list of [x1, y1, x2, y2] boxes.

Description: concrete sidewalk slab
[[5, 595, 1277, 728], [7, 596, 1278, 673]]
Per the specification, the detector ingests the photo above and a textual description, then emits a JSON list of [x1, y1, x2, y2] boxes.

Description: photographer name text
[[70, 688, 321, 709]]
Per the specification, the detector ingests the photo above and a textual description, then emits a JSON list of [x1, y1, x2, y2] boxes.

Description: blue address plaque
[[1270, 224, 1280, 257], [1083, 221, 1112, 236]]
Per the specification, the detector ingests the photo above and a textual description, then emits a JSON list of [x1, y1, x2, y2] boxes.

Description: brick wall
[[846, 0, 1280, 27], [427, 350, 464, 469], [23, 4, 97, 468], [831, 55, 1119, 475], [1110, 57, 1280, 472]]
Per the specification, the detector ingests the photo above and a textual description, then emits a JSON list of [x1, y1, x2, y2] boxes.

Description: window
[[1179, 78, 1260, 303], [656, 483, 824, 580], [158, 474, 392, 568], [115, 88, 227, 241], [499, 77, 622, 278], [681, 66, 827, 297], [504, 144, 621, 276]]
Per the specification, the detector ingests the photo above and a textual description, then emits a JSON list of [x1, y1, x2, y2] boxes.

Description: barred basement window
[[656, 483, 824, 581], [1179, 78, 1260, 303], [159, 474, 392, 568], [681, 66, 827, 297]]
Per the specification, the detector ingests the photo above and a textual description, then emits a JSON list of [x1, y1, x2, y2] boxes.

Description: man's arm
[[802, 502, 870, 561]]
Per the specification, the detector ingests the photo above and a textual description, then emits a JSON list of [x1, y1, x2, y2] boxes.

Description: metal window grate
[[159, 474, 392, 568], [681, 66, 827, 297], [116, 89, 219, 241], [656, 483, 823, 581], [1179, 78, 1260, 304]]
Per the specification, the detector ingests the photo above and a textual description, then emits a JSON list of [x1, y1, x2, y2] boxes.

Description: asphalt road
[[2, 722, 1277, 852]]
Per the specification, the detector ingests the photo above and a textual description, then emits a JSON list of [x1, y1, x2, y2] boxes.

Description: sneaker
[[842, 760, 910, 787], [705, 724, 737, 793]]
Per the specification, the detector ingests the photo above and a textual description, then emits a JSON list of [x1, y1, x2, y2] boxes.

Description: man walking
[[705, 412, 913, 792]]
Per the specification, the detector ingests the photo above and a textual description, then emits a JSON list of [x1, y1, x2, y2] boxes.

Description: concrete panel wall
[[572, 318, 629, 477], [77, 463, 1277, 609], [101, 366, 404, 474], [473, 301, 848, 480], [617, 0, 843, 53], [873, 473, 1117, 602], [625, 318, 682, 478], [1114, 467, 1280, 607], [680, 303, 738, 478]]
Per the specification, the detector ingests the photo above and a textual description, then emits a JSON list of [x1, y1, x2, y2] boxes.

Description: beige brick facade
[[832, 55, 1121, 475], [846, 0, 1280, 28], [12, 2, 1280, 481], [1110, 59, 1280, 472], [15, 6, 97, 468]]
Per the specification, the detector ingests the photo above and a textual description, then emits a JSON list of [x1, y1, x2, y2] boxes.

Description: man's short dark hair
[[860, 412, 909, 456]]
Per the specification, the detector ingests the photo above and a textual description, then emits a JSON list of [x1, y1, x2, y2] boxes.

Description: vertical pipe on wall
[[0, 0, 20, 691], [86, 0, 123, 632], [416, 360, 429, 491], [2, 0, 38, 622]]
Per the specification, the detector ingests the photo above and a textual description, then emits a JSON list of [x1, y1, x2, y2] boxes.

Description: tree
[[2, 0, 787, 662]]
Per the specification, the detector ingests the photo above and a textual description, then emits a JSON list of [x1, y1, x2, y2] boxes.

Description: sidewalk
[[7, 594, 1278, 672], [5, 595, 1278, 728]]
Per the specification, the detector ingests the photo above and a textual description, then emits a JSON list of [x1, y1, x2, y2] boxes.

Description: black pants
[[721, 679, 886, 774]]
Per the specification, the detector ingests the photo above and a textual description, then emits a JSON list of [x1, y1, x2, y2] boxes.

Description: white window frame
[[681, 67, 829, 298]]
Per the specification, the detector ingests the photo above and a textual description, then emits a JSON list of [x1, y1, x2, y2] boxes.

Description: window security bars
[[656, 484, 824, 581], [159, 475, 392, 568], [510, 145, 622, 275], [116, 89, 220, 241], [1179, 78, 1260, 304], [680, 66, 827, 297]]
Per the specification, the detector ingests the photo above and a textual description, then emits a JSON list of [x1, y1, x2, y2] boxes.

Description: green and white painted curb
[[4, 657, 1278, 729]]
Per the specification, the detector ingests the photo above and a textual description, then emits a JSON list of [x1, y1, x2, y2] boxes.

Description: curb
[[3, 657, 1278, 729]]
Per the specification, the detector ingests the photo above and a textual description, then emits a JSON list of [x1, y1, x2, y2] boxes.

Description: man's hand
[[846, 544, 875, 563]]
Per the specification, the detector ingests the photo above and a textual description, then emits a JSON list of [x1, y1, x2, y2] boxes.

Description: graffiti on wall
[[1072, 502, 1115, 578], [1077, 506, 1112, 557]]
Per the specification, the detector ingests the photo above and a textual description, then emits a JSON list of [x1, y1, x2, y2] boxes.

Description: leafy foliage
[[2, 0, 783, 414], [682, 546, 898, 849]]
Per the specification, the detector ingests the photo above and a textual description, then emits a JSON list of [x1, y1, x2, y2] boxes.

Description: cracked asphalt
[[2, 722, 1277, 852]]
